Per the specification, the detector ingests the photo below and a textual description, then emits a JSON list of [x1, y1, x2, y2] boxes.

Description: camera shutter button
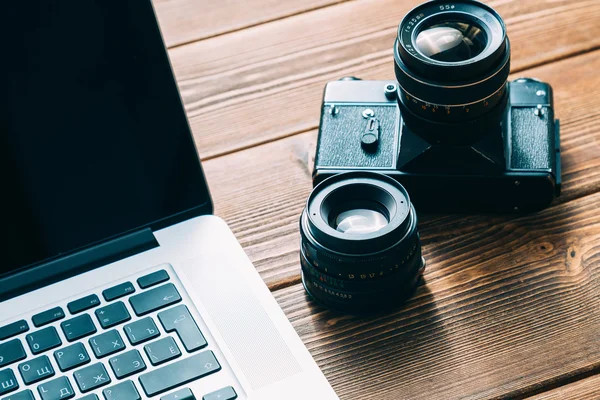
[[361, 118, 380, 152]]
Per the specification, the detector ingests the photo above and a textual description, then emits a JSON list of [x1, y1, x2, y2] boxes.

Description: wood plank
[[167, 0, 600, 159], [202, 49, 600, 290], [272, 190, 600, 399], [152, 0, 348, 47], [527, 375, 600, 399]]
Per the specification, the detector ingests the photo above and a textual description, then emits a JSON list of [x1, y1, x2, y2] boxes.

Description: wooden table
[[153, 0, 600, 398]]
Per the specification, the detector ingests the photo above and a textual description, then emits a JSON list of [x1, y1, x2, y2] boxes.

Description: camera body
[[313, 78, 561, 212]]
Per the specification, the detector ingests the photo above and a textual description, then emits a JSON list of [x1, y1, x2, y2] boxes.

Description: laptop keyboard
[[0, 268, 238, 400]]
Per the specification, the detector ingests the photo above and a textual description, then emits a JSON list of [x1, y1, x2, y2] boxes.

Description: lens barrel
[[394, 0, 510, 134], [300, 172, 424, 313]]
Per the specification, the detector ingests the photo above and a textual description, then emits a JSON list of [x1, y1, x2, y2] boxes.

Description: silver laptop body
[[0, 2, 338, 399]]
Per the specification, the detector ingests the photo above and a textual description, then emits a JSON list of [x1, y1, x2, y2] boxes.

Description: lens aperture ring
[[301, 256, 425, 313], [300, 223, 420, 280], [398, 80, 508, 123], [395, 38, 509, 103], [301, 242, 423, 291]]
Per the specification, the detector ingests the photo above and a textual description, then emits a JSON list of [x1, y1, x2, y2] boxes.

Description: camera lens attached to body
[[394, 0, 510, 140], [300, 172, 424, 313]]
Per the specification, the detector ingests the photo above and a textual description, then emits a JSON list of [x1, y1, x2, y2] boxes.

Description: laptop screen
[[1, 2, 211, 278]]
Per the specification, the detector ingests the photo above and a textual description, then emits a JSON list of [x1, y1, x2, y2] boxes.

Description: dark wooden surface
[[154, 0, 600, 398]]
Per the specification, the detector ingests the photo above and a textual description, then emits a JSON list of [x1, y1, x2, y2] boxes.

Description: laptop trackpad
[[179, 253, 302, 391]]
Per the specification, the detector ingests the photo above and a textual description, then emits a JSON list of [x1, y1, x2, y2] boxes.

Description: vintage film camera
[[313, 1, 561, 213]]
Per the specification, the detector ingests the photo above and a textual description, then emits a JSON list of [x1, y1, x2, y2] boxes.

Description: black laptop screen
[[1, 2, 211, 277]]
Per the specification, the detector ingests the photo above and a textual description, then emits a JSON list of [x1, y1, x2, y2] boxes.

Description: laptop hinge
[[0, 228, 158, 302]]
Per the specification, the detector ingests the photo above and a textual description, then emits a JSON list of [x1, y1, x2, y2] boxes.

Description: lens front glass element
[[416, 20, 487, 62], [335, 209, 388, 235]]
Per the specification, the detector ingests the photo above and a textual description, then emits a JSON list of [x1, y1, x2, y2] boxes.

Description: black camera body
[[314, 78, 561, 212]]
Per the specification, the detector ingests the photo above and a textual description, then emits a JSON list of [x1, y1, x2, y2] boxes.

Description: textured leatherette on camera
[[510, 107, 554, 170], [316, 105, 398, 168]]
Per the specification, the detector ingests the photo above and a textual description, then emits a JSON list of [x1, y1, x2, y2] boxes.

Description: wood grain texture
[[166, 0, 600, 159], [161, 0, 600, 397], [152, 0, 348, 47], [273, 190, 600, 399], [202, 49, 600, 290], [527, 375, 600, 400]]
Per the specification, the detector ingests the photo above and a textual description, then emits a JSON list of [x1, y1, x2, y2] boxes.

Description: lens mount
[[304, 172, 412, 255], [394, 0, 510, 124], [299, 172, 424, 312]]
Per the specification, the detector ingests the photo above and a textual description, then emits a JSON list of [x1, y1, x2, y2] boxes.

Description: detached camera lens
[[300, 172, 424, 313]]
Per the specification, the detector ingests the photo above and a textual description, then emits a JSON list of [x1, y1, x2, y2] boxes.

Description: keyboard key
[[89, 331, 125, 358], [144, 337, 180, 366], [0, 321, 29, 341], [109, 350, 146, 379], [74, 363, 111, 392], [159, 305, 207, 352], [1, 389, 35, 400], [0, 369, 18, 396], [37, 376, 74, 400], [26, 327, 61, 355], [161, 388, 195, 400], [102, 380, 140, 400], [129, 284, 181, 316], [61, 315, 97, 342], [203, 387, 237, 400], [137, 270, 169, 289], [18, 355, 54, 384], [67, 295, 100, 315], [95, 302, 131, 329], [32, 308, 65, 328], [139, 351, 221, 396], [102, 282, 135, 302], [0, 340, 27, 368], [123, 318, 160, 345], [54, 343, 90, 372], [79, 395, 99, 400]]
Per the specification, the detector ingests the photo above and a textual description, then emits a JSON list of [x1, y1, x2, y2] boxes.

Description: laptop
[[0, 2, 338, 400]]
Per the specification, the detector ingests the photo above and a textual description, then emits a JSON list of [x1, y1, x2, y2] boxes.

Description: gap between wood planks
[[164, 0, 355, 50]]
